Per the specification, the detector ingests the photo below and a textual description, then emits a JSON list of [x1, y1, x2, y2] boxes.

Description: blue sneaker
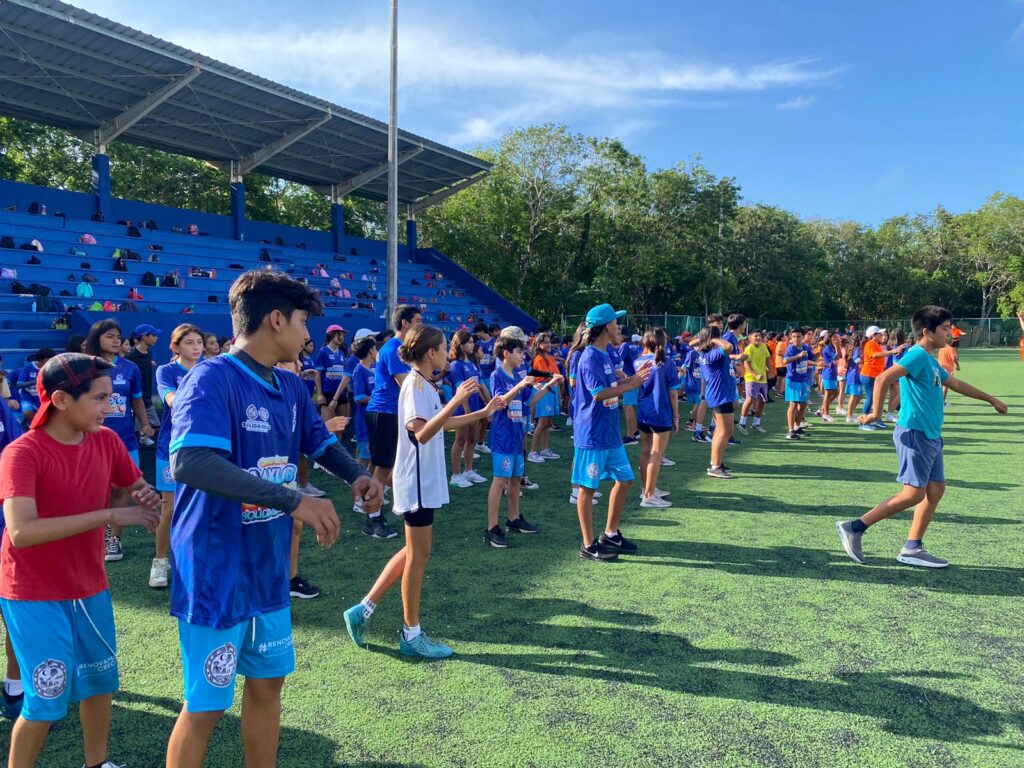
[[399, 631, 453, 659], [343, 604, 370, 647], [1, 689, 23, 720]]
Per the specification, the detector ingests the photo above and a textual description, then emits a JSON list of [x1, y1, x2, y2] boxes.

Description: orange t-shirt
[[950, 327, 964, 341], [532, 353, 559, 382], [938, 347, 957, 373], [861, 340, 886, 378]]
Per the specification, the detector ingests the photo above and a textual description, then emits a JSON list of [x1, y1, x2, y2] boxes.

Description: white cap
[[500, 325, 528, 342], [354, 328, 375, 340], [819, 330, 828, 338], [631, 334, 642, 342], [866, 325, 884, 337]]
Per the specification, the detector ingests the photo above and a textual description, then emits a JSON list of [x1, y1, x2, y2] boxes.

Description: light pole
[[386, 0, 399, 329]]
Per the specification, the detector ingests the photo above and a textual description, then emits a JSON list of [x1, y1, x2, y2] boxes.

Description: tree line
[[3, 118, 1022, 327]]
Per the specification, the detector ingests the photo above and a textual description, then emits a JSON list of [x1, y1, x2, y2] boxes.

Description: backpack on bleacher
[[1, 236, 15, 250], [141, 271, 157, 287], [126, 225, 142, 238], [121, 301, 138, 312], [25, 254, 41, 265], [144, 219, 158, 230], [10, 281, 31, 294], [207, 295, 218, 303], [124, 248, 140, 260], [70, 246, 87, 257]]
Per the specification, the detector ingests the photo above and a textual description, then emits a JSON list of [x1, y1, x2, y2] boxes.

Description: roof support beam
[[409, 172, 489, 215], [90, 65, 201, 148], [210, 112, 333, 177], [315, 146, 424, 197]]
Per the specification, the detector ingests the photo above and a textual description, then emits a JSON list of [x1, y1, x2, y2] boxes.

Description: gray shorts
[[893, 425, 944, 488]]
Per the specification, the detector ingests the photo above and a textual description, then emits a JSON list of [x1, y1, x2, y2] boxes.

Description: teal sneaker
[[343, 604, 370, 647], [399, 631, 453, 659], [1, 689, 23, 720]]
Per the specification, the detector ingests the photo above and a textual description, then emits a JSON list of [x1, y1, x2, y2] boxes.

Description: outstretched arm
[[945, 377, 1007, 413]]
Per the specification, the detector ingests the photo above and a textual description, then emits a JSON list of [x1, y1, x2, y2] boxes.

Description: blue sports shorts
[[492, 452, 525, 478], [571, 445, 634, 490], [893, 426, 945, 488]]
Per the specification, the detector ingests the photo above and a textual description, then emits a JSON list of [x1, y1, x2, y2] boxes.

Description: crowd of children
[[0, 270, 1011, 767]]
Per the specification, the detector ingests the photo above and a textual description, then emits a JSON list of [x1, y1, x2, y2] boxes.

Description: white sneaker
[[450, 474, 473, 489], [138, 435, 155, 447], [660, 457, 675, 467], [83, 762, 126, 768], [566, 417, 573, 426], [569, 493, 579, 504], [353, 499, 365, 514], [540, 449, 560, 460], [527, 452, 546, 464], [476, 444, 491, 454], [522, 478, 540, 490], [149, 557, 169, 589], [736, 423, 749, 435], [472, 453, 481, 460], [298, 482, 326, 497], [820, 414, 834, 423], [640, 495, 672, 508], [885, 412, 898, 422], [754, 425, 767, 433], [653, 488, 670, 498], [464, 469, 487, 484]]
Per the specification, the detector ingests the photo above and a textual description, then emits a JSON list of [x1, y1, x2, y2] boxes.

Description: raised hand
[[454, 378, 480, 403], [484, 395, 507, 416]]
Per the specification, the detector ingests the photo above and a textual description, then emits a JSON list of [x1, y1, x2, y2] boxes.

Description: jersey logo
[[501, 456, 513, 473], [586, 462, 600, 479], [204, 643, 237, 687], [32, 659, 67, 699], [113, 374, 126, 385], [243, 404, 272, 433]]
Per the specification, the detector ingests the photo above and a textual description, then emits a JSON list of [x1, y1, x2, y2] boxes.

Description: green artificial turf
[[5, 349, 1022, 767]]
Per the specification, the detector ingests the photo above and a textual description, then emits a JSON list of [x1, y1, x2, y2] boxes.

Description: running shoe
[[343, 604, 370, 647], [660, 457, 676, 467], [622, 435, 640, 446], [105, 535, 123, 562], [522, 478, 540, 490], [0, 689, 23, 720], [540, 449, 560, 460], [400, 631, 454, 659], [298, 482, 327, 497], [706, 466, 733, 479], [148, 557, 170, 589], [598, 530, 639, 554], [362, 517, 399, 540], [640, 495, 671, 508], [896, 546, 949, 568], [857, 424, 877, 432], [754, 425, 768, 433], [527, 452, 546, 464], [835, 521, 865, 564], [507, 515, 540, 534], [727, 437, 742, 446], [579, 542, 618, 561], [484, 526, 512, 548], [653, 488, 670, 498], [736, 423, 749, 435], [820, 414, 835, 423], [476, 444, 492, 454], [786, 431, 802, 440], [463, 469, 487, 484], [289, 575, 321, 599], [450, 473, 473, 488]]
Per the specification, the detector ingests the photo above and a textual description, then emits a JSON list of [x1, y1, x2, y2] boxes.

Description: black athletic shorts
[[712, 402, 735, 415], [366, 410, 399, 469], [403, 507, 435, 527], [638, 422, 672, 434], [776, 367, 787, 379]]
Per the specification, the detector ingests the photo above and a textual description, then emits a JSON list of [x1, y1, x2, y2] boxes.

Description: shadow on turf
[[442, 598, 1010, 743]]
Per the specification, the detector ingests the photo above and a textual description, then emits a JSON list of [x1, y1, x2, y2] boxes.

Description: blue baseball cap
[[134, 323, 162, 337], [585, 303, 627, 328]]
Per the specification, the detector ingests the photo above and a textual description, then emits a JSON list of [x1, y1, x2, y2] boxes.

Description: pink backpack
[[79, 233, 97, 245]]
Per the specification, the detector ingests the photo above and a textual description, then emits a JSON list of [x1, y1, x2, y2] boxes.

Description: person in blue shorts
[[618, 333, 641, 445], [572, 304, 651, 561], [447, 330, 487, 488], [85, 320, 154, 563], [817, 330, 840, 421], [837, 305, 1007, 569], [635, 327, 680, 507], [782, 327, 815, 439], [1, 353, 160, 768], [314, 324, 348, 430], [484, 335, 560, 547], [473, 322, 497, 455], [696, 325, 737, 478], [528, 332, 562, 462], [350, 335, 379, 500], [844, 332, 866, 422], [164, 271, 382, 768], [150, 323, 205, 590]]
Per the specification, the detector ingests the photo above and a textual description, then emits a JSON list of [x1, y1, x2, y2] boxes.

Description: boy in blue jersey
[[314, 324, 348, 427], [473, 323, 497, 454], [484, 336, 561, 548], [13, 349, 54, 426], [836, 306, 1007, 569], [165, 271, 383, 768], [350, 335, 378, 476], [783, 327, 814, 439], [572, 304, 651, 561], [619, 333, 641, 445]]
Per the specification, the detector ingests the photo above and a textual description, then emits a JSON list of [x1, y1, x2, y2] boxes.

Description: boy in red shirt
[[0, 354, 160, 768]]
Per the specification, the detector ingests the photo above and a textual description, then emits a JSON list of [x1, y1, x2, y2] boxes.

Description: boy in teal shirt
[[836, 306, 1007, 568]]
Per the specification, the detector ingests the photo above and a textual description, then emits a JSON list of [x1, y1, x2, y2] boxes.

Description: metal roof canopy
[[0, 0, 491, 206]]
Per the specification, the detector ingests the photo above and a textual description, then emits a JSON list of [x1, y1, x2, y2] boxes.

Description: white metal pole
[[386, 0, 399, 329]]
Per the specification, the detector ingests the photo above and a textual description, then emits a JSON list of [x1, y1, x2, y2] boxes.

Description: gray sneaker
[[836, 521, 865, 564], [706, 466, 733, 479], [896, 546, 948, 568]]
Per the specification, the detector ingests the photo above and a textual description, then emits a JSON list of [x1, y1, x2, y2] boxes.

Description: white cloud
[[777, 95, 817, 111]]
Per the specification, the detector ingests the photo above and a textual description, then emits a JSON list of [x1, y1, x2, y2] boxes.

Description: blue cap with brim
[[585, 303, 627, 328]]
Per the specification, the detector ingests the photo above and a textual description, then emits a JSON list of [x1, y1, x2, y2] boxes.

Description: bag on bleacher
[[10, 281, 31, 294], [127, 225, 142, 238], [25, 255, 41, 265], [28, 283, 50, 297], [144, 219, 158, 230], [207, 295, 218, 303], [36, 295, 62, 313], [70, 247, 87, 257], [88, 301, 103, 311], [141, 271, 157, 286], [79, 233, 97, 245], [81, 273, 98, 284], [124, 249, 140, 260], [111, 248, 121, 259], [121, 302, 138, 312], [0, 236, 14, 250], [0, 268, 16, 279]]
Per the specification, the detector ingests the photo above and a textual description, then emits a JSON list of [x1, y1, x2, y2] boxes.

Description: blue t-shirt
[[313, 346, 346, 397], [681, 347, 701, 394], [637, 353, 681, 427], [489, 367, 528, 455], [618, 343, 640, 377], [478, 338, 496, 377], [168, 354, 337, 628], [14, 363, 41, 409], [367, 337, 410, 414], [821, 346, 837, 379], [155, 360, 191, 461], [699, 346, 734, 408], [785, 344, 813, 383], [846, 348, 863, 386], [351, 363, 374, 442], [607, 345, 623, 375], [450, 359, 484, 414], [299, 353, 317, 396], [105, 356, 143, 452], [573, 346, 621, 450], [896, 345, 949, 439], [0, 398, 22, 534], [723, 331, 741, 377]]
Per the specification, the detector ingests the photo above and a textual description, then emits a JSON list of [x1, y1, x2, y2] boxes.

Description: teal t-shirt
[[896, 345, 949, 439]]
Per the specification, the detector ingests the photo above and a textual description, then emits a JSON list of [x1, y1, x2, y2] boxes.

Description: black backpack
[[141, 271, 157, 286], [28, 283, 50, 297], [144, 219, 158, 230], [126, 225, 141, 238], [10, 281, 30, 294], [0, 236, 14, 250], [207, 295, 218, 302], [80, 261, 91, 269], [25, 254, 41, 265], [27, 202, 40, 215], [90, 212, 105, 222], [124, 248, 141, 260]]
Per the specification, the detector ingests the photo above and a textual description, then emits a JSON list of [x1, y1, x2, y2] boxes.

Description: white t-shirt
[[393, 371, 449, 514]]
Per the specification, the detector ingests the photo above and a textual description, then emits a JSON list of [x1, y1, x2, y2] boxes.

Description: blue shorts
[[822, 378, 838, 392], [622, 389, 639, 407], [571, 445, 634, 490], [155, 456, 175, 493], [534, 388, 559, 418], [893, 426, 945, 487], [179, 606, 294, 713], [0, 591, 118, 721], [492, 452, 525, 478], [356, 440, 371, 461], [785, 379, 809, 403], [846, 382, 864, 397]]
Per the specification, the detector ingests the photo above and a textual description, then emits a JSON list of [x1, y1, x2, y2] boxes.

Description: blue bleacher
[[0, 195, 530, 370]]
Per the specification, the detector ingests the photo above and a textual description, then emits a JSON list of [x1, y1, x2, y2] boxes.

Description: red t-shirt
[[0, 426, 140, 601]]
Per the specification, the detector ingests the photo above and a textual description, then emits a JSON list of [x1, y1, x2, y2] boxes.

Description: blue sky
[[75, 0, 1024, 223]]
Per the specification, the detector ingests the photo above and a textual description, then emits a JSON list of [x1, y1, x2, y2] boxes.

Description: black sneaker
[[727, 437, 742, 446], [579, 542, 618, 561], [622, 435, 639, 446], [289, 575, 320, 599], [795, 427, 810, 437], [708, 464, 733, 474], [507, 515, 539, 534], [691, 432, 707, 443], [598, 530, 639, 554], [484, 526, 512, 548], [362, 516, 399, 540], [786, 431, 802, 440]]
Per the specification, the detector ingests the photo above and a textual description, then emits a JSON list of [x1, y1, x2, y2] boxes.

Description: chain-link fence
[[558, 314, 1022, 347]]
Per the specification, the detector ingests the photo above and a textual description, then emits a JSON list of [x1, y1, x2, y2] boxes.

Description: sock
[[850, 519, 868, 533], [753, 418, 761, 426], [3, 678, 22, 697], [604, 529, 620, 539], [403, 623, 422, 641], [694, 424, 703, 433], [368, 512, 381, 521], [360, 597, 376, 618], [738, 416, 747, 426], [906, 538, 923, 550]]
